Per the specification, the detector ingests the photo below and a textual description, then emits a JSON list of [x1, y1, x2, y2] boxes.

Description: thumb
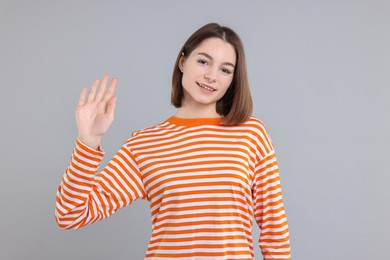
[[106, 96, 117, 118]]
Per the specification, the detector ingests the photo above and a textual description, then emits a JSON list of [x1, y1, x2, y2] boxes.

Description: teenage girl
[[55, 23, 292, 260]]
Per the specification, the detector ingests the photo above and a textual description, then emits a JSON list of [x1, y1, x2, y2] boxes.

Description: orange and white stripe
[[55, 116, 291, 259]]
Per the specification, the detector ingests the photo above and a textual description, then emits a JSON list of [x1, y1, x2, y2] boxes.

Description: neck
[[175, 102, 221, 119]]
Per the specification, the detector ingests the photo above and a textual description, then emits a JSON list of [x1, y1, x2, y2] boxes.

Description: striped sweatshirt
[[55, 116, 291, 259]]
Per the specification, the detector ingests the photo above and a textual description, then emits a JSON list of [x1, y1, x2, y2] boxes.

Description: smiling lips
[[196, 82, 217, 92]]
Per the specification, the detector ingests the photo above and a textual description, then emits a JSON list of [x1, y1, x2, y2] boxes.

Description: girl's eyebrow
[[197, 52, 235, 68]]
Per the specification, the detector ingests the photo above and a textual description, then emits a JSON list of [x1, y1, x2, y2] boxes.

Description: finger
[[95, 74, 109, 101], [78, 87, 88, 106], [104, 77, 118, 102], [106, 96, 117, 118], [87, 79, 100, 102]]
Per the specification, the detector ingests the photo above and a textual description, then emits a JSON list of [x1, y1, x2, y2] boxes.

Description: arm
[[55, 75, 146, 229], [55, 138, 146, 229], [252, 147, 291, 259]]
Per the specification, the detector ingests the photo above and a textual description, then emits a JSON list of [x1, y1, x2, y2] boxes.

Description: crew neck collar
[[166, 116, 223, 127]]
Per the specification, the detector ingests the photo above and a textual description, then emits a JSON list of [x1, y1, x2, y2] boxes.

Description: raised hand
[[76, 75, 118, 149]]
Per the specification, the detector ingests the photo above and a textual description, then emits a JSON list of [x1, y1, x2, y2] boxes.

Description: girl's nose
[[204, 69, 217, 83]]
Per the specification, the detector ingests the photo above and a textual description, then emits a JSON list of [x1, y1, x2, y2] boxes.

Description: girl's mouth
[[196, 82, 216, 91]]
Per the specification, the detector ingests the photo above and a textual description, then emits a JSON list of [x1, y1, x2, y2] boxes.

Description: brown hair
[[171, 23, 253, 125]]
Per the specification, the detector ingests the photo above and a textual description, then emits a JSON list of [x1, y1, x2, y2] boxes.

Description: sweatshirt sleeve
[[251, 126, 291, 259], [252, 150, 291, 260], [55, 139, 147, 229]]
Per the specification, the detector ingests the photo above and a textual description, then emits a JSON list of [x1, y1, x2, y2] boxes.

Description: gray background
[[0, 0, 389, 259]]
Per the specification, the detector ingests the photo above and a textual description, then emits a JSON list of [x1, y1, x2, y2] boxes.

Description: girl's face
[[179, 37, 236, 113]]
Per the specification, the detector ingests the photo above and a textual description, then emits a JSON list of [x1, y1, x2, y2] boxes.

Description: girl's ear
[[178, 52, 185, 72]]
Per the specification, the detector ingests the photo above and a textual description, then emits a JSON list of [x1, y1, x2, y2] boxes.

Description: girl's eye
[[221, 68, 232, 75], [197, 59, 209, 65]]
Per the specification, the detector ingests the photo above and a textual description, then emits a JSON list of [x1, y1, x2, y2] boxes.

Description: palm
[[76, 75, 118, 147]]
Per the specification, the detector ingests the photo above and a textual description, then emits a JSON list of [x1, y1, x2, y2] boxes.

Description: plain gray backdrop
[[0, 0, 389, 259]]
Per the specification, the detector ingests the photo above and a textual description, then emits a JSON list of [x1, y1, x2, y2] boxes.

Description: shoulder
[[243, 116, 267, 128], [242, 116, 275, 151], [240, 116, 270, 135], [122, 119, 173, 145]]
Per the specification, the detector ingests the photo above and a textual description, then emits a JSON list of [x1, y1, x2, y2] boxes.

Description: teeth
[[197, 82, 215, 91], [202, 85, 213, 91]]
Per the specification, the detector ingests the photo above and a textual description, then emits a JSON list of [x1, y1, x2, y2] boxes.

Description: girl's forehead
[[191, 38, 236, 63]]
